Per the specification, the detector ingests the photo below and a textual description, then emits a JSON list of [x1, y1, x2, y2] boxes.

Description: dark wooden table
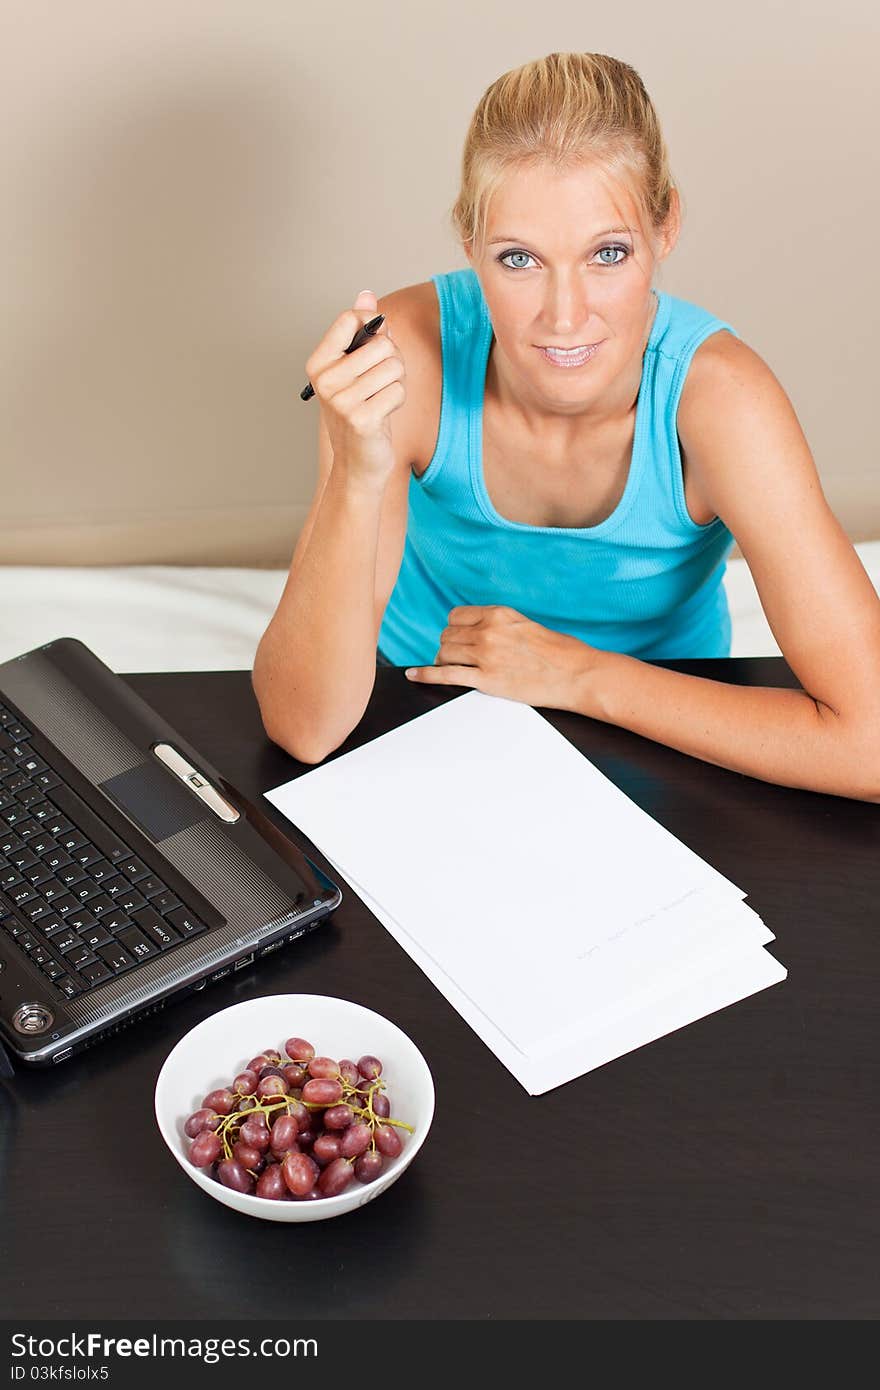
[[2, 660, 879, 1321]]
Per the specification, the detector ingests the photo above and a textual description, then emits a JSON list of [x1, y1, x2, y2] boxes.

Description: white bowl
[[154, 994, 435, 1222]]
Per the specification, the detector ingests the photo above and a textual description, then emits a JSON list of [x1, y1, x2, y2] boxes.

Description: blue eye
[[596, 244, 630, 265], [498, 250, 535, 270]]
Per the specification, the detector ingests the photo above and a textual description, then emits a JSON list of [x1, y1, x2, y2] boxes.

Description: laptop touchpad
[[101, 760, 209, 842]]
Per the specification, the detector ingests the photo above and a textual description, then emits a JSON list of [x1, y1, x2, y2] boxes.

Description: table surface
[[2, 659, 879, 1321]]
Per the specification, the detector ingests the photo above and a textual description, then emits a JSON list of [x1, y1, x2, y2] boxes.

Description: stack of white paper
[[266, 692, 786, 1095]]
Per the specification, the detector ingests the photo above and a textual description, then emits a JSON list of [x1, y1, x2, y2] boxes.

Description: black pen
[[300, 313, 385, 401]]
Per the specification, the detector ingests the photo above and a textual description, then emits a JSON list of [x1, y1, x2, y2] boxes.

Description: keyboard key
[[34, 770, 61, 792], [116, 889, 146, 916], [58, 864, 87, 889], [23, 862, 53, 888], [88, 893, 113, 918], [6, 724, 30, 742], [115, 925, 157, 961], [30, 833, 58, 858], [24, 899, 53, 923], [81, 922, 113, 950], [42, 849, 73, 873], [8, 847, 37, 871], [39, 956, 65, 982], [0, 866, 22, 889], [165, 906, 209, 938], [51, 893, 79, 917], [2, 918, 28, 940], [31, 944, 53, 967], [16, 787, 46, 811], [43, 814, 72, 839], [16, 819, 40, 839], [8, 882, 37, 907], [39, 915, 66, 938], [2, 805, 28, 828], [102, 876, 126, 899], [65, 909, 97, 935], [2, 772, 29, 794], [0, 791, 14, 812], [139, 876, 168, 899], [56, 974, 83, 999], [53, 928, 83, 955], [28, 803, 53, 823], [58, 829, 88, 854], [72, 880, 102, 905], [104, 910, 133, 934], [0, 832, 24, 856], [152, 890, 182, 916], [74, 844, 102, 870], [97, 942, 135, 974], [16, 931, 37, 952], [79, 958, 112, 987], [20, 754, 47, 777], [131, 906, 180, 950], [40, 879, 67, 903], [67, 943, 97, 972], [119, 857, 150, 883], [89, 859, 114, 883]]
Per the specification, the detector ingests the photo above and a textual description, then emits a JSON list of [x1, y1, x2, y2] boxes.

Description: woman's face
[[466, 159, 678, 416]]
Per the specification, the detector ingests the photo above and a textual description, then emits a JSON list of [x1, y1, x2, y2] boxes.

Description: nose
[[543, 270, 591, 339]]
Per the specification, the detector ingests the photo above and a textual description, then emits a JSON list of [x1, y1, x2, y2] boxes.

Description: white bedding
[[2, 545, 879, 673]]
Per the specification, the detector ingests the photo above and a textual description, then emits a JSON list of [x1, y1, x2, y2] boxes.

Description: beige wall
[[2, 0, 878, 566]]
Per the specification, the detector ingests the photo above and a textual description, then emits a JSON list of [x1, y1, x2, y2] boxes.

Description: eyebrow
[[487, 227, 633, 245]]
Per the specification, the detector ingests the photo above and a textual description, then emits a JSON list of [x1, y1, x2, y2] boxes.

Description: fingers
[[404, 664, 484, 689], [306, 288, 392, 385]]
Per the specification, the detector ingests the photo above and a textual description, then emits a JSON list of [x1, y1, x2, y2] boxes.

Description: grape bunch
[[182, 1036, 413, 1201]]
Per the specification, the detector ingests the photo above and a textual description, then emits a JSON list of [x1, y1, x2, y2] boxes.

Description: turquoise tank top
[[378, 268, 738, 666]]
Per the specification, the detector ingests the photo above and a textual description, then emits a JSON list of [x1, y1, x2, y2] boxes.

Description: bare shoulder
[[679, 330, 793, 440], [375, 281, 442, 472], [678, 325, 823, 537]]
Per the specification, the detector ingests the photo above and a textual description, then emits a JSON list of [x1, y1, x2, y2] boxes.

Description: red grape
[[374, 1124, 402, 1158], [232, 1141, 265, 1172], [189, 1130, 221, 1167], [269, 1114, 300, 1156], [256, 1164, 288, 1200], [317, 1157, 355, 1197], [323, 1104, 354, 1131], [256, 1074, 288, 1099], [282, 1063, 307, 1089], [281, 1151, 319, 1197], [357, 1054, 383, 1080], [285, 1037, 315, 1063], [370, 1091, 391, 1119], [312, 1133, 342, 1166], [338, 1059, 360, 1086], [302, 1078, 343, 1105], [202, 1088, 235, 1115], [354, 1150, 384, 1184], [340, 1121, 372, 1159], [239, 1117, 271, 1152], [217, 1159, 255, 1194], [307, 1056, 339, 1080], [184, 1108, 219, 1139], [232, 1071, 258, 1096]]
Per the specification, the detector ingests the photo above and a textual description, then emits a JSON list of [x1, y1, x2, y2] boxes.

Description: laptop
[[0, 637, 341, 1067]]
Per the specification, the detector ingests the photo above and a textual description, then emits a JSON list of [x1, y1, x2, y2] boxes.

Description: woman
[[253, 52, 880, 801]]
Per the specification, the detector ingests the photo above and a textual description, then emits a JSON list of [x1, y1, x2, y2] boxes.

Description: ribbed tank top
[[378, 267, 738, 666]]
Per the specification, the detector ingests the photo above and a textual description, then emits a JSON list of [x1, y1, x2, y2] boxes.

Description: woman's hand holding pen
[[405, 605, 604, 714], [303, 289, 407, 488]]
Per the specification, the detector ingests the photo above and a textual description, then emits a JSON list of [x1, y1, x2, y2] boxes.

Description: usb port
[[211, 967, 231, 981], [234, 953, 254, 971], [259, 939, 284, 957], [52, 1047, 73, 1064]]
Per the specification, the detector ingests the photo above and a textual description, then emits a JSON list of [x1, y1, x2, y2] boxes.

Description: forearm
[[575, 650, 880, 802], [253, 469, 384, 762]]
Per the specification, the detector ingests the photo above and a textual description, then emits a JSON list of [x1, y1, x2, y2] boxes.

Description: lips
[[538, 342, 603, 367]]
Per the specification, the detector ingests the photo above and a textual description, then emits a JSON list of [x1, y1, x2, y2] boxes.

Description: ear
[[656, 188, 681, 261]]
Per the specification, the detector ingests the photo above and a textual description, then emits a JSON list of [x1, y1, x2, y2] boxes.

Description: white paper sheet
[[266, 691, 787, 1092]]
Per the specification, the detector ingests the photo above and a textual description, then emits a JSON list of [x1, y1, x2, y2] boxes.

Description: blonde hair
[[452, 52, 678, 259]]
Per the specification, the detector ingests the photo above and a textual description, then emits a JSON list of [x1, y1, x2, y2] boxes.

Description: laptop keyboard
[[0, 701, 210, 998]]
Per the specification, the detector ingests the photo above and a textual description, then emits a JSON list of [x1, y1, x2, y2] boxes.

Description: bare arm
[[252, 290, 412, 763], [408, 335, 880, 801]]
